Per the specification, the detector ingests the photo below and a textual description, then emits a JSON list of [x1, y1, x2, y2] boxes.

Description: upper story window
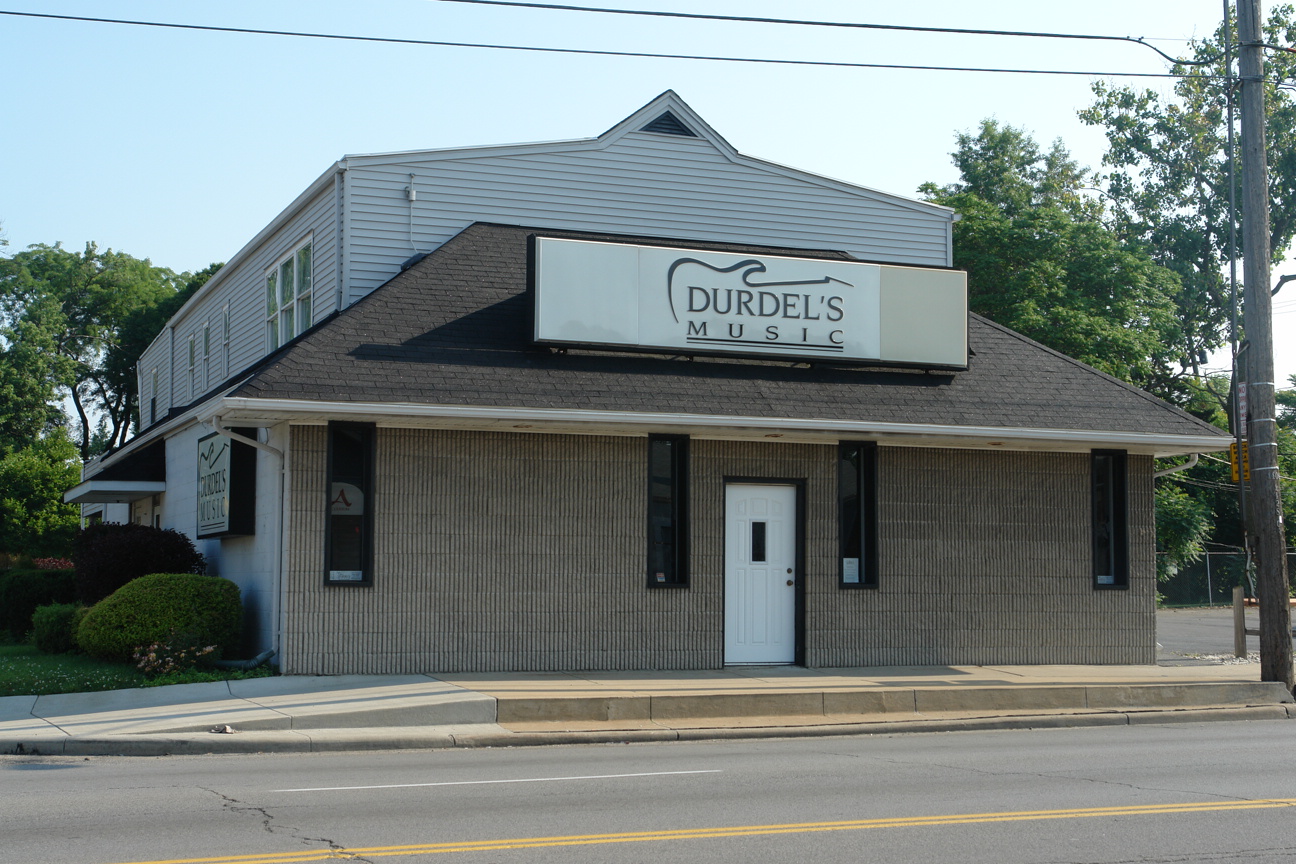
[[202, 322, 211, 390], [266, 238, 313, 351], [222, 303, 231, 378], [149, 368, 158, 426], [187, 334, 197, 400]]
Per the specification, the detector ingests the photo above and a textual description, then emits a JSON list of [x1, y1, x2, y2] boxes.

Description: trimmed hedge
[[73, 523, 205, 604], [32, 603, 85, 654], [76, 574, 242, 663], [0, 569, 76, 641]]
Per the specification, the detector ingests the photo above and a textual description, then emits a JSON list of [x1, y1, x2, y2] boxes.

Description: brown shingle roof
[[232, 223, 1227, 441]]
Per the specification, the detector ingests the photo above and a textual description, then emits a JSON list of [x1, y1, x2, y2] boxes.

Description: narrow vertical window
[[326, 422, 375, 585], [266, 271, 280, 350], [839, 441, 879, 588], [1092, 450, 1129, 588], [149, 368, 158, 426], [647, 434, 689, 587], [296, 242, 313, 332], [202, 322, 211, 389], [222, 303, 231, 378], [187, 335, 196, 400]]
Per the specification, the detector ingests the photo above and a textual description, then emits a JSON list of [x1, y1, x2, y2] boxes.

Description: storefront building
[[66, 93, 1230, 673]]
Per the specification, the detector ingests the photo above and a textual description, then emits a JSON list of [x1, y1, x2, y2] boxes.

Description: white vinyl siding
[[342, 132, 951, 302], [150, 185, 337, 418]]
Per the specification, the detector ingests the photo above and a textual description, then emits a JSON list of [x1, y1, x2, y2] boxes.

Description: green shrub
[[73, 523, 205, 604], [0, 569, 76, 641], [133, 631, 218, 678], [31, 603, 85, 654], [76, 574, 241, 663]]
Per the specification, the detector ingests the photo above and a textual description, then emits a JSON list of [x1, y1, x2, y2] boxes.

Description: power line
[[0, 9, 1210, 79], [429, 0, 1221, 66]]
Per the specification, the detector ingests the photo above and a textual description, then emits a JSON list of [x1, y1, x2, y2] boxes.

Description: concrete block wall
[[282, 428, 1154, 674]]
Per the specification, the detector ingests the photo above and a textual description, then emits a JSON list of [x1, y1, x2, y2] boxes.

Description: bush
[[0, 568, 76, 641], [76, 573, 242, 663], [134, 632, 218, 678], [32, 603, 85, 654], [73, 523, 205, 604]]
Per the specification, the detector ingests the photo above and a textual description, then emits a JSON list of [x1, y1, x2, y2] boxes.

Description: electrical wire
[[0, 9, 1214, 79], [429, 0, 1224, 66]]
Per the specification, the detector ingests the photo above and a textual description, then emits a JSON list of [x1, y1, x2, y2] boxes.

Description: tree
[[0, 431, 81, 559], [1079, 5, 1296, 380], [0, 243, 185, 458], [920, 120, 1185, 397]]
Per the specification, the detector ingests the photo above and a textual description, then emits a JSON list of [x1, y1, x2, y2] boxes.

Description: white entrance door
[[725, 484, 797, 665]]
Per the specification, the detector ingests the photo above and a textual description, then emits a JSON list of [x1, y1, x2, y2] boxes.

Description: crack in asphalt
[[200, 787, 375, 863]]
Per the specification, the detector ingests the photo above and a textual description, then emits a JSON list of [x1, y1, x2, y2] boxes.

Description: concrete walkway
[[2, 662, 1292, 757]]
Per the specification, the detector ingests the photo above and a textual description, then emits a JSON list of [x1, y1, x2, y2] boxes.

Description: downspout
[[1153, 453, 1199, 478], [210, 415, 287, 664]]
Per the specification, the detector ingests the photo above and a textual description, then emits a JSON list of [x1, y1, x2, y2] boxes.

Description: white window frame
[[203, 321, 211, 390], [266, 236, 313, 351]]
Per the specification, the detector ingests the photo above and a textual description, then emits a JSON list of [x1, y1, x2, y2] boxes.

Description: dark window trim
[[723, 476, 807, 666], [1091, 449, 1129, 590], [325, 421, 376, 587], [839, 441, 879, 589], [646, 434, 690, 588]]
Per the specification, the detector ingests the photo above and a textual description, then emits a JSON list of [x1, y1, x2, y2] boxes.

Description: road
[[6, 721, 1296, 864]]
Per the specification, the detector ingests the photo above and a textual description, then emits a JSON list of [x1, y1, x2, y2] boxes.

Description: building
[[66, 92, 1229, 673]]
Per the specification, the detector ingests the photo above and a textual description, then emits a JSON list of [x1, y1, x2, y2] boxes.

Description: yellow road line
[[107, 798, 1296, 864]]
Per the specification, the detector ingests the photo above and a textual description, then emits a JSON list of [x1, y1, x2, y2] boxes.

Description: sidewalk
[[3, 662, 1292, 757]]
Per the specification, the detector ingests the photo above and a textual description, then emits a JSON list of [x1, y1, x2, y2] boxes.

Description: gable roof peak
[[597, 90, 737, 155]]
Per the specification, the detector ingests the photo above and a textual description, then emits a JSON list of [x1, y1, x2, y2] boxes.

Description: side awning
[[64, 439, 166, 505]]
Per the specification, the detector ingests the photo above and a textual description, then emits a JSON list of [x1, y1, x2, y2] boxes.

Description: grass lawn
[[0, 643, 144, 697], [0, 644, 274, 698]]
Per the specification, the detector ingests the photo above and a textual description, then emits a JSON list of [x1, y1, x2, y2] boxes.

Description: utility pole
[[1238, 0, 1293, 689]]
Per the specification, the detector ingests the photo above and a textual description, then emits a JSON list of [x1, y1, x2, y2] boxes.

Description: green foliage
[[31, 602, 85, 654], [140, 664, 273, 689], [0, 642, 272, 697], [0, 642, 144, 696], [1154, 483, 1213, 582], [0, 567, 76, 641], [921, 122, 1184, 398], [1079, 6, 1296, 381], [133, 631, 217, 678], [0, 431, 81, 558], [0, 242, 222, 458], [76, 573, 241, 663], [72, 522, 205, 604]]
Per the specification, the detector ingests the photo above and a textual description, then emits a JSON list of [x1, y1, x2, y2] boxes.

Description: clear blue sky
[[3, 0, 1290, 381]]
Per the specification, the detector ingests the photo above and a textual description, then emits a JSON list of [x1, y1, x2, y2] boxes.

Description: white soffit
[[211, 398, 1230, 458], [64, 480, 166, 505]]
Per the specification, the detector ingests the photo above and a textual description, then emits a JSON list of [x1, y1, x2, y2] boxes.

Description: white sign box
[[532, 238, 967, 367]]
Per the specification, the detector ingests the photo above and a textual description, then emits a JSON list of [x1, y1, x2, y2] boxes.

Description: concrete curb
[[6, 704, 1292, 757]]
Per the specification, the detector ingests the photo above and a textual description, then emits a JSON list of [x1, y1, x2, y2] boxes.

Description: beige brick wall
[[282, 428, 1154, 673]]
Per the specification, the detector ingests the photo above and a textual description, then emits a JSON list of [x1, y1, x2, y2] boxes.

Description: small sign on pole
[[1230, 441, 1251, 483]]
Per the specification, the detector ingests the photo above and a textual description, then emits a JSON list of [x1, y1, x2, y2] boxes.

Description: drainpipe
[[210, 415, 287, 665], [1153, 453, 1199, 479]]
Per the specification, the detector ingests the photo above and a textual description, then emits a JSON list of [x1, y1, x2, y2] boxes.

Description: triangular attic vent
[[640, 111, 697, 137]]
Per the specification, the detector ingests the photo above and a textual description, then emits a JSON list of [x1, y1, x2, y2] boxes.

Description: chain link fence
[[1158, 552, 1296, 606]]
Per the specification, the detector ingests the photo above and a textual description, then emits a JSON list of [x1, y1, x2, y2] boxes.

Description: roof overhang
[[64, 480, 166, 505], [203, 397, 1231, 458]]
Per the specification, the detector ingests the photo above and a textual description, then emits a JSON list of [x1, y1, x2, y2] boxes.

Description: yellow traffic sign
[[1230, 441, 1251, 483]]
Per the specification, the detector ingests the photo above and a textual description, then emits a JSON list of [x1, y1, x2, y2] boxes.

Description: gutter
[[208, 396, 1233, 457]]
